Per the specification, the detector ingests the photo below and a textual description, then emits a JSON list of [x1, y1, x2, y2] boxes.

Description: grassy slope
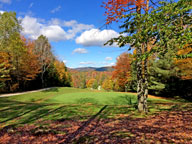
[[5, 87, 174, 104], [0, 87, 189, 128]]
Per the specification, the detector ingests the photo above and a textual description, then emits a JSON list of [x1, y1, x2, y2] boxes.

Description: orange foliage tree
[[0, 52, 11, 89], [86, 78, 97, 88], [53, 60, 71, 86], [102, 0, 147, 24], [102, 77, 114, 91], [112, 52, 133, 91], [21, 37, 41, 81], [176, 44, 192, 80]]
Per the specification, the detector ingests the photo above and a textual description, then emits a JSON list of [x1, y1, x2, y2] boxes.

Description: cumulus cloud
[[21, 16, 67, 41], [49, 18, 94, 39], [72, 48, 88, 54], [21, 16, 42, 39], [0, 0, 11, 4], [75, 29, 119, 47], [41, 25, 67, 41], [51, 6, 61, 13], [21, 16, 94, 42], [105, 57, 112, 61]]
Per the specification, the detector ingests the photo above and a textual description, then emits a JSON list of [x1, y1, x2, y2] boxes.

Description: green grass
[[5, 87, 174, 104], [0, 87, 190, 129]]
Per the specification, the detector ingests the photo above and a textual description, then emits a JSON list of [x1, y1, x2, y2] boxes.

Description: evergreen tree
[[148, 49, 178, 95]]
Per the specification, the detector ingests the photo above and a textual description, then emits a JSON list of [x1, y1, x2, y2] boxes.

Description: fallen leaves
[[0, 107, 192, 143]]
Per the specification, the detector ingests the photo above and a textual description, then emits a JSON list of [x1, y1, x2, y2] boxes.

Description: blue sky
[[0, 0, 128, 68]]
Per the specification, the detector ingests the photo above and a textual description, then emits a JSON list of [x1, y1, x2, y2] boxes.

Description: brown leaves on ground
[[0, 110, 192, 144]]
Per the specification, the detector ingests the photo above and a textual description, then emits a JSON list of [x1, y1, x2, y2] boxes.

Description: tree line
[[71, 48, 191, 102], [0, 12, 71, 93]]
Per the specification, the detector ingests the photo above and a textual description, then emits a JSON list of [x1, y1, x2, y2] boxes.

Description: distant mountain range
[[69, 66, 114, 72]]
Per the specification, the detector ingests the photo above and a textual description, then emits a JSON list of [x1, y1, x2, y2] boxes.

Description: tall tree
[[0, 12, 22, 91], [112, 52, 132, 91], [103, 0, 152, 112], [35, 35, 53, 88], [0, 52, 10, 89], [103, 0, 192, 112], [148, 49, 178, 95], [0, 12, 21, 50]]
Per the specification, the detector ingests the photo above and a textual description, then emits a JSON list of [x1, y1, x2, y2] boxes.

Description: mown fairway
[[0, 87, 192, 143]]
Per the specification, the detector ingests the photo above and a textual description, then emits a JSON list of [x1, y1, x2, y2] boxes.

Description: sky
[[0, 0, 129, 68]]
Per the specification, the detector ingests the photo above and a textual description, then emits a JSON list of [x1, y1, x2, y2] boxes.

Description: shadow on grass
[[42, 87, 59, 93], [63, 105, 108, 143], [110, 95, 137, 106], [1, 94, 191, 139], [76, 98, 99, 105], [0, 98, 56, 127]]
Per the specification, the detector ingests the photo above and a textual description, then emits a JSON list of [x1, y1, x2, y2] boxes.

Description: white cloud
[[75, 29, 119, 47], [63, 60, 67, 63], [49, 18, 94, 39], [105, 57, 112, 61], [21, 16, 94, 42], [72, 48, 88, 54], [51, 6, 61, 13], [41, 25, 67, 41], [0, 0, 11, 4], [106, 62, 115, 66], [21, 16, 42, 39], [101, 61, 115, 67], [0, 10, 4, 14], [63, 20, 77, 27], [79, 61, 95, 65]]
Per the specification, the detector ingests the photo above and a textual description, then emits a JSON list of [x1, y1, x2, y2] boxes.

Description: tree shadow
[[42, 87, 59, 92], [63, 105, 108, 144], [0, 98, 55, 127], [76, 98, 99, 105], [109, 94, 137, 106]]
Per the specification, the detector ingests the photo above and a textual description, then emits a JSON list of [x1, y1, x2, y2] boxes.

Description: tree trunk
[[41, 65, 46, 88], [143, 43, 148, 113], [136, 45, 146, 113], [136, 5, 148, 113], [142, 0, 150, 113]]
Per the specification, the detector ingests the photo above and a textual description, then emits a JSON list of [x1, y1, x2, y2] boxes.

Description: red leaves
[[102, 0, 147, 24], [1, 108, 192, 143]]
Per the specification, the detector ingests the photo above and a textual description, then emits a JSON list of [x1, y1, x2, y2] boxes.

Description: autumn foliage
[[0, 12, 71, 92], [112, 52, 133, 91], [102, 0, 146, 24], [70, 70, 112, 90], [176, 44, 192, 80]]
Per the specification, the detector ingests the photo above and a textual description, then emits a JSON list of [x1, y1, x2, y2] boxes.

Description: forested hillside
[[0, 12, 71, 93]]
